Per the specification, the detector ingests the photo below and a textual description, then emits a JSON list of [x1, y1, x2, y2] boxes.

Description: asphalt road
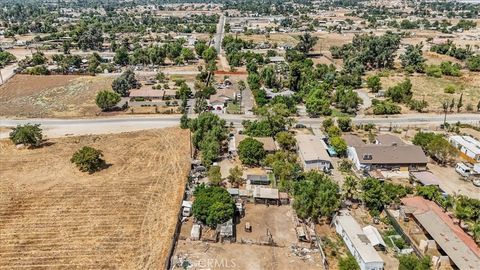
[[213, 14, 225, 53], [2, 113, 480, 138]]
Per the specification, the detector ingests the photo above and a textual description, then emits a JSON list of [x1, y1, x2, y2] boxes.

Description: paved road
[[2, 113, 480, 138], [213, 14, 225, 53]]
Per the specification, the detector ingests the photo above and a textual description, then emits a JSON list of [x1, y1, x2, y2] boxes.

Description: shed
[[217, 219, 235, 242], [362, 225, 386, 251], [247, 174, 270, 185]]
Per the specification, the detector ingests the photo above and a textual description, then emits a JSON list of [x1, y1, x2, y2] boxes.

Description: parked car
[[473, 179, 480, 187]]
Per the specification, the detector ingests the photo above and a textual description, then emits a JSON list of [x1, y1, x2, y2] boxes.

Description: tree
[[339, 255, 359, 270], [9, 124, 43, 147], [466, 55, 480, 71], [112, 69, 140, 97], [95, 90, 121, 111], [416, 185, 441, 201], [265, 151, 302, 192], [386, 78, 412, 103], [293, 171, 340, 221], [426, 136, 458, 165], [400, 44, 426, 73], [398, 254, 431, 270], [180, 113, 189, 129], [189, 113, 227, 166], [457, 93, 463, 112], [295, 32, 318, 54], [70, 146, 105, 173], [337, 117, 352, 132], [238, 137, 266, 166], [227, 166, 243, 188], [77, 27, 103, 51], [202, 47, 217, 63], [342, 176, 358, 201], [275, 131, 296, 151], [192, 184, 235, 227], [330, 136, 347, 157], [360, 177, 387, 215], [208, 165, 222, 185], [366, 75, 382, 93], [31, 52, 47, 66], [114, 46, 129, 66], [195, 40, 208, 58]]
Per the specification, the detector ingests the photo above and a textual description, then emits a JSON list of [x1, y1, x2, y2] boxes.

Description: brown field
[[0, 128, 190, 269], [380, 72, 480, 112], [0, 75, 113, 118]]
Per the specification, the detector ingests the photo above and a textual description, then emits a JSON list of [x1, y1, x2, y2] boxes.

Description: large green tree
[[192, 184, 235, 227], [293, 171, 340, 221], [112, 69, 140, 97], [238, 137, 266, 166], [95, 90, 121, 111]]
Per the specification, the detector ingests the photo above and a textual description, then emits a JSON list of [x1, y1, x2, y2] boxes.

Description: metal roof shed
[[362, 225, 386, 250]]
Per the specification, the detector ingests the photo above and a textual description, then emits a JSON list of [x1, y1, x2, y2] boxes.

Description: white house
[[333, 211, 384, 270], [296, 134, 332, 172], [449, 135, 480, 163]]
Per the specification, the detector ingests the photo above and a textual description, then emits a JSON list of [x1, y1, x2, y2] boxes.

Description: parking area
[[428, 163, 480, 199]]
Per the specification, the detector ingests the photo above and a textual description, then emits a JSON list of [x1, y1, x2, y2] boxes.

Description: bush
[[339, 255, 359, 270], [425, 64, 442, 78], [70, 146, 106, 173], [337, 117, 352, 132], [330, 136, 347, 157], [444, 85, 456, 94], [440, 61, 461, 76], [95, 90, 121, 111], [9, 124, 43, 146], [26, 65, 49, 75], [408, 99, 428, 112], [192, 184, 235, 227], [373, 100, 401, 115], [366, 75, 382, 93], [466, 55, 480, 71]]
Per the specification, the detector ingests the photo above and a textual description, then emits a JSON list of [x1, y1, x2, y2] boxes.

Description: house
[[229, 134, 277, 155], [449, 135, 480, 163], [346, 135, 427, 171], [374, 134, 405, 146], [264, 88, 295, 99], [399, 197, 480, 269], [208, 88, 238, 112], [268, 56, 286, 63], [296, 134, 332, 172], [333, 211, 384, 270]]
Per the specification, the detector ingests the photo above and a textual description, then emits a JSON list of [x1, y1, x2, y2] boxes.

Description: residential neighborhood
[[1, 0, 480, 269]]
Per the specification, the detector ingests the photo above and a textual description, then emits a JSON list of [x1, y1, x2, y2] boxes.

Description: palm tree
[[342, 176, 358, 201]]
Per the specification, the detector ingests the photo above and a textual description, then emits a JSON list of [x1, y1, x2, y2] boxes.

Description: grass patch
[[226, 102, 241, 114]]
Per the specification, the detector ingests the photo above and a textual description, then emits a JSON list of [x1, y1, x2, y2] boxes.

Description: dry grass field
[[0, 128, 190, 269], [380, 73, 480, 112], [0, 75, 113, 118]]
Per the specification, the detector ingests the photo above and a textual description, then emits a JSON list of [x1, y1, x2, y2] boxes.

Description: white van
[[455, 163, 472, 178]]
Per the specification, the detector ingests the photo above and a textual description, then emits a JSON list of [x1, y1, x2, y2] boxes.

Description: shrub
[[9, 124, 43, 146], [425, 65, 442, 78], [373, 100, 401, 115], [70, 146, 106, 173], [444, 85, 456, 94]]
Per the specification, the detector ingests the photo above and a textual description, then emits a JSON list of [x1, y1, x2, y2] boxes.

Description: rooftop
[[375, 134, 405, 146], [410, 171, 441, 186], [401, 196, 480, 269], [296, 134, 332, 162], [335, 212, 384, 264], [449, 135, 480, 155], [342, 134, 365, 147], [253, 187, 279, 199], [355, 145, 428, 165], [234, 134, 277, 152]]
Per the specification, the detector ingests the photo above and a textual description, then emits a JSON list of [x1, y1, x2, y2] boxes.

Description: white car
[[473, 179, 480, 187]]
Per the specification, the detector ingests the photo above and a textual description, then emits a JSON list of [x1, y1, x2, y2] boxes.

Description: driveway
[[429, 163, 480, 199]]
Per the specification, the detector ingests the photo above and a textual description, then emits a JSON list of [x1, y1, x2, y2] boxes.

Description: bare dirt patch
[[0, 128, 191, 268], [0, 74, 113, 118]]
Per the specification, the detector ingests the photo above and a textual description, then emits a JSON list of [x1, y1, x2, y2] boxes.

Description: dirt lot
[[173, 204, 322, 269], [0, 74, 113, 118], [380, 73, 480, 112], [0, 128, 190, 268]]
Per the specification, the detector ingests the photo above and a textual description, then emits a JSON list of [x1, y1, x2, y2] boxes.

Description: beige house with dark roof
[[346, 135, 428, 172]]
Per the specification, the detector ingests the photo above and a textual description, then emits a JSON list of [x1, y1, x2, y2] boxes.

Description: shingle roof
[[342, 134, 365, 147], [375, 134, 405, 146], [234, 134, 277, 152], [355, 145, 428, 165]]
